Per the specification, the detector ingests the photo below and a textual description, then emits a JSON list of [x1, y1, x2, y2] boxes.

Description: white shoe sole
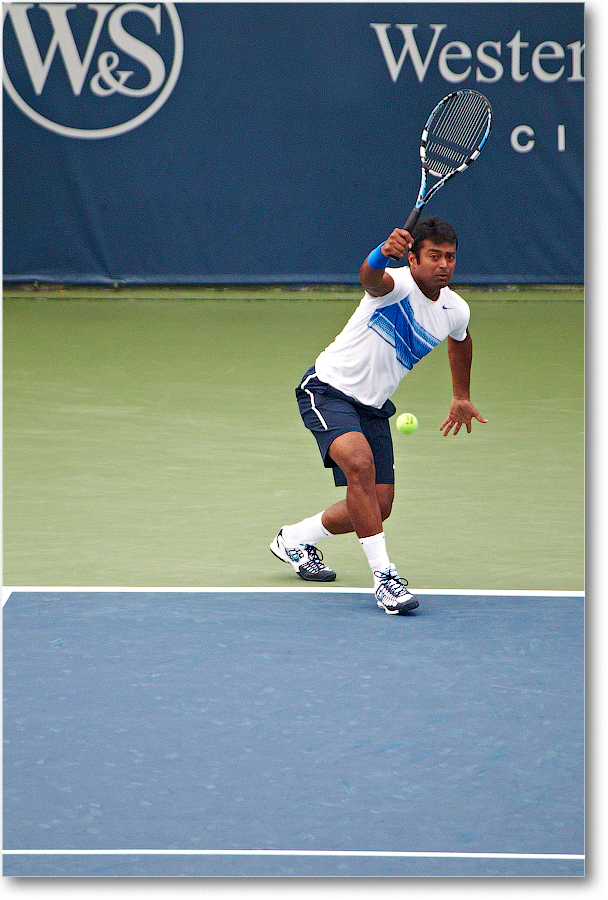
[[377, 597, 419, 615]]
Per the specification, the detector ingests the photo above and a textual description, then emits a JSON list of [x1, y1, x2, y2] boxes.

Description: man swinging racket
[[270, 217, 487, 615]]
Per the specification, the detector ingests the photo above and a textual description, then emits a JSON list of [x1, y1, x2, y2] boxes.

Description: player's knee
[[342, 450, 376, 486]]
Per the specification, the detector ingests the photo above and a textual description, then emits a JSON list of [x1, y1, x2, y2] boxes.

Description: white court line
[[3, 849, 584, 860], [2, 586, 585, 606]]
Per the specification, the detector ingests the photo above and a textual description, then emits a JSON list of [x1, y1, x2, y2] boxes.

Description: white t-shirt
[[315, 266, 470, 408]]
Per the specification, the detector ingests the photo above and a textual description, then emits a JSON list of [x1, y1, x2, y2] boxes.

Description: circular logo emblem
[[2, 3, 183, 139]]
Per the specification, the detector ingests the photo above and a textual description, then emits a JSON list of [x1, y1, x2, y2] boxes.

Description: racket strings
[[423, 93, 490, 177]]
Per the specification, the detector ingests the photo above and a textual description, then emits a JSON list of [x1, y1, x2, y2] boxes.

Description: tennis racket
[[395, 90, 492, 252]]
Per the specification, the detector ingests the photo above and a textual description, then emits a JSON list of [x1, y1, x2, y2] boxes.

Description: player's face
[[408, 240, 457, 300]]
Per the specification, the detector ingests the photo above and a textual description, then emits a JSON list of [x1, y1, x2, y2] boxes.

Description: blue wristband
[[367, 242, 390, 270]]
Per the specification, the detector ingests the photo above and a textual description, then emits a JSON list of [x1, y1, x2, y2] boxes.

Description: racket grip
[[403, 207, 421, 233], [389, 207, 421, 260]]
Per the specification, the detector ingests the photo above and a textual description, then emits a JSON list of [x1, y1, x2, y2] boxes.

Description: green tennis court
[[3, 286, 583, 592]]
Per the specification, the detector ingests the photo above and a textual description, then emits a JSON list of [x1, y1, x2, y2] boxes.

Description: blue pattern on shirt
[[368, 297, 441, 370]]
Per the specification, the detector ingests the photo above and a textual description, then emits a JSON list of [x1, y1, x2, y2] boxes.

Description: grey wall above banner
[[2, 3, 584, 285]]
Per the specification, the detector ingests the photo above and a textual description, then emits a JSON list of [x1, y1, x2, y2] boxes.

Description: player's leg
[[271, 372, 360, 581], [327, 430, 417, 613], [269, 374, 340, 581], [322, 430, 384, 538], [321, 480, 394, 535]]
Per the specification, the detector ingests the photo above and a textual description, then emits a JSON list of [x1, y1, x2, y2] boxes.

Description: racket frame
[[401, 89, 492, 236]]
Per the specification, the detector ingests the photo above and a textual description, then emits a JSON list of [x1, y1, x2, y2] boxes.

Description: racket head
[[421, 89, 492, 183], [396, 90, 492, 253]]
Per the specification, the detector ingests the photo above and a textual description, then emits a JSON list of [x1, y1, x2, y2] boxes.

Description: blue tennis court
[[3, 587, 584, 877]]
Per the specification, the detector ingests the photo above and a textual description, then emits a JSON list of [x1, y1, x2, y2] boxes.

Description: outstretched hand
[[440, 397, 488, 436]]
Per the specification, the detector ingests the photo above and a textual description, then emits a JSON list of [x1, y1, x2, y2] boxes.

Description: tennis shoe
[[270, 529, 336, 582], [374, 567, 418, 614]]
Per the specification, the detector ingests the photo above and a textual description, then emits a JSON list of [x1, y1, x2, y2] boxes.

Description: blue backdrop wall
[[3, 2, 584, 284]]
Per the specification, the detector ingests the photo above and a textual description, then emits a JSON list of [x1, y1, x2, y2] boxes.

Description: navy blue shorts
[[296, 368, 396, 487]]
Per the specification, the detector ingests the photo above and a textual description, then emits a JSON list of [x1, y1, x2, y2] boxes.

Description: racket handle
[[389, 207, 421, 260], [403, 207, 421, 233]]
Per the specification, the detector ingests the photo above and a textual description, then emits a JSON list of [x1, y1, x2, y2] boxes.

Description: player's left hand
[[440, 398, 488, 435]]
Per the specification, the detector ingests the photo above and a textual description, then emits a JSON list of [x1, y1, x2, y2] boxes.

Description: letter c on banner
[[511, 125, 535, 152]]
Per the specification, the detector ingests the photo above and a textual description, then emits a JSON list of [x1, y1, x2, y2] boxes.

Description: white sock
[[359, 532, 391, 579], [282, 512, 331, 546]]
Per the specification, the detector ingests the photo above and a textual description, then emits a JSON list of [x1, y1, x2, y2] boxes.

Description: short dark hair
[[409, 217, 458, 262]]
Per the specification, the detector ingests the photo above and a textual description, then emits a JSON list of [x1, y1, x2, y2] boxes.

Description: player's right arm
[[359, 228, 413, 297]]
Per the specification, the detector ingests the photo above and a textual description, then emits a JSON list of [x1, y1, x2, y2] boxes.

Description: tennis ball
[[396, 413, 418, 434]]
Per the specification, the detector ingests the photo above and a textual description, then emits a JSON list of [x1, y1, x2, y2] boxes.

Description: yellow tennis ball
[[396, 413, 418, 434]]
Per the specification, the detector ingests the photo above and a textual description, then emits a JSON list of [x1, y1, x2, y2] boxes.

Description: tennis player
[[271, 217, 487, 614]]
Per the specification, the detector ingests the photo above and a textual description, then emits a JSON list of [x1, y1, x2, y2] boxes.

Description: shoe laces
[[374, 569, 410, 596], [302, 544, 327, 571]]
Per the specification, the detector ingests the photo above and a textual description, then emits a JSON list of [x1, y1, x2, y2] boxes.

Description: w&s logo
[[3, 3, 183, 138]]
